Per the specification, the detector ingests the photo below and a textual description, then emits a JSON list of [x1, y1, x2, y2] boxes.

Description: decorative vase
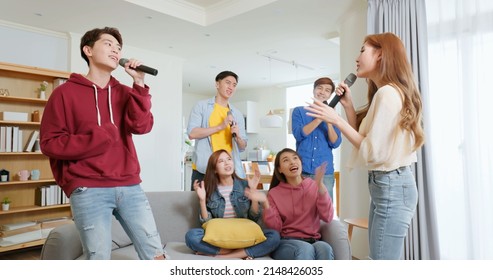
[[2, 203, 9, 211], [40, 91, 46, 99]]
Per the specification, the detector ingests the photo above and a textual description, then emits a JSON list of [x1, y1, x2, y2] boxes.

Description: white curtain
[[426, 0, 493, 259]]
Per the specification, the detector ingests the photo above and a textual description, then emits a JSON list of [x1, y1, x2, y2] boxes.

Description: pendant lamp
[[260, 110, 283, 128]]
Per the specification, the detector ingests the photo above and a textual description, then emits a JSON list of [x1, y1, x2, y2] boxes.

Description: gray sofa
[[40, 191, 351, 260]]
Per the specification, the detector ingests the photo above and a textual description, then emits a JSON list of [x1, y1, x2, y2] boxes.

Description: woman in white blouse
[[305, 32, 425, 260]]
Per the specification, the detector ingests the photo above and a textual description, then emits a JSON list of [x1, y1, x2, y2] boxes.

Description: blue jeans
[[185, 228, 280, 258], [70, 185, 164, 260], [271, 238, 334, 260], [302, 173, 335, 201], [368, 166, 418, 260]]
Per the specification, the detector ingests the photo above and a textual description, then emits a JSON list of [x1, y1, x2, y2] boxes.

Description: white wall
[[339, 1, 369, 259], [0, 21, 69, 71], [182, 91, 210, 128], [233, 86, 287, 155], [1, 22, 184, 192]]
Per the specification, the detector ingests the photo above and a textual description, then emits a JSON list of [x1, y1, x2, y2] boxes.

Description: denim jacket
[[199, 178, 261, 224], [187, 96, 247, 178]]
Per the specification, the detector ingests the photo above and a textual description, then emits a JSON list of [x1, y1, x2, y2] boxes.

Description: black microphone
[[227, 111, 237, 138], [119, 58, 158, 76], [327, 73, 357, 107]]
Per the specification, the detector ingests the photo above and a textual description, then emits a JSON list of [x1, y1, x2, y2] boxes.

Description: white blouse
[[348, 85, 417, 171]]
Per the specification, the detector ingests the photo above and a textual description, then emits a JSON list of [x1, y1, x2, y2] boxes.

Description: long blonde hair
[[356, 33, 424, 150]]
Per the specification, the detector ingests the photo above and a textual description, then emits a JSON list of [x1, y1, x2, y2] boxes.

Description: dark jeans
[[190, 169, 205, 190]]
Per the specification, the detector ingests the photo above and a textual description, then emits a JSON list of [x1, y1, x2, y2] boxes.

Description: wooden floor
[[0, 246, 42, 260]]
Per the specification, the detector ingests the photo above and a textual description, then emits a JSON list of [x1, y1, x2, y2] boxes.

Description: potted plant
[[2, 197, 11, 211], [39, 81, 48, 99]]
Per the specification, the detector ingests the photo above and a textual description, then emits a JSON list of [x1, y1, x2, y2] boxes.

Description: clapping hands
[[245, 169, 267, 204], [315, 162, 328, 194], [305, 99, 339, 125], [193, 179, 206, 202]]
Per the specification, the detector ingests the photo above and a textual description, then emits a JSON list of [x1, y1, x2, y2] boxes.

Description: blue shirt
[[187, 96, 247, 178], [291, 106, 342, 175]]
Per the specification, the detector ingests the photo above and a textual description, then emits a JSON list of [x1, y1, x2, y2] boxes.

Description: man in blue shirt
[[291, 77, 342, 200]]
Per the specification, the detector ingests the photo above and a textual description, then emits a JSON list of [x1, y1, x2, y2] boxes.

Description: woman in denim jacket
[[185, 149, 280, 259]]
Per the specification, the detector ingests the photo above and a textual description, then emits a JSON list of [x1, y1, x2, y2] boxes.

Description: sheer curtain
[[426, 0, 493, 259]]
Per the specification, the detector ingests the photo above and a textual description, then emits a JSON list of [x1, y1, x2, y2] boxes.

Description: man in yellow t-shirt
[[187, 71, 247, 188]]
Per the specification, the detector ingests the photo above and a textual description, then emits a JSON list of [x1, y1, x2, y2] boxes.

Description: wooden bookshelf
[[0, 61, 71, 252]]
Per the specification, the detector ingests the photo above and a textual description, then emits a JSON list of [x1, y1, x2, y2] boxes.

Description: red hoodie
[[263, 178, 334, 239], [40, 73, 154, 197]]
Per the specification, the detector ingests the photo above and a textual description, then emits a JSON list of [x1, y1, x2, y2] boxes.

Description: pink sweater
[[263, 178, 334, 239]]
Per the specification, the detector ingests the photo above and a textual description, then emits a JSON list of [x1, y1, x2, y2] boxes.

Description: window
[[286, 83, 313, 149], [426, 0, 493, 259]]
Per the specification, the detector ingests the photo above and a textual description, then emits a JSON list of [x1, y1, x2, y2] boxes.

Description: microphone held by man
[[119, 58, 158, 76], [227, 110, 237, 138]]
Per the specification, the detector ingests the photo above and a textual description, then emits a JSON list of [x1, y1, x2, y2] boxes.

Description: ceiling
[[0, 0, 360, 95]]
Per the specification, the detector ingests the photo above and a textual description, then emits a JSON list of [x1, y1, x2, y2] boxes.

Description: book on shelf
[[40, 217, 72, 238], [17, 127, 22, 152], [37, 217, 72, 229], [0, 221, 37, 231], [0, 229, 42, 247], [35, 186, 47, 206], [47, 185, 55, 205], [62, 190, 70, 204], [41, 228, 53, 238], [0, 223, 41, 238], [12, 126, 19, 152], [5, 126, 12, 152], [0, 126, 5, 152], [0, 111, 29, 122], [24, 130, 39, 152], [35, 185, 66, 206]]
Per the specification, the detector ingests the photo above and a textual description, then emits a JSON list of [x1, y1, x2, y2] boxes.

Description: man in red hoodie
[[40, 27, 165, 260]]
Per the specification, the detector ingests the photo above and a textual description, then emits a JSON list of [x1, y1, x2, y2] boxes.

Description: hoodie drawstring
[[92, 85, 101, 126], [92, 84, 115, 127], [108, 85, 115, 125]]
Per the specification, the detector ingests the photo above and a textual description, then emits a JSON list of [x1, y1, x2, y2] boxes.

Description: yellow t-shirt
[[209, 103, 233, 153]]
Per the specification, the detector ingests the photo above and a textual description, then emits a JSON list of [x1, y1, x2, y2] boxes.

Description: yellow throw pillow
[[202, 218, 267, 249]]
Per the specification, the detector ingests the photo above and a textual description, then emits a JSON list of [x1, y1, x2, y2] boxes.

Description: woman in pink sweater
[[262, 148, 334, 260]]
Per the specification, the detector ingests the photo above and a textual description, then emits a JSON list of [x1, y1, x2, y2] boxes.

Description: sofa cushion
[[202, 218, 266, 249]]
